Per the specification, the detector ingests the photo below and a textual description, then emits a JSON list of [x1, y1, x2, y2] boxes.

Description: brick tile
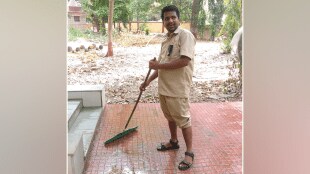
[[83, 102, 242, 174]]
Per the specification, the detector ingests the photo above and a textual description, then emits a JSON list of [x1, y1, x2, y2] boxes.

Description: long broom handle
[[124, 58, 155, 129]]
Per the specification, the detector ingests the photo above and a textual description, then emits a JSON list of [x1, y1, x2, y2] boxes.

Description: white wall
[[244, 0, 310, 173], [0, 1, 66, 174]]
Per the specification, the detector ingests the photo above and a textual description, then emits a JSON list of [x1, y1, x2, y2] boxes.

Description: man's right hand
[[140, 80, 150, 91]]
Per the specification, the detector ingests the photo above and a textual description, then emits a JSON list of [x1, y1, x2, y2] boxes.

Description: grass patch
[[68, 27, 107, 42]]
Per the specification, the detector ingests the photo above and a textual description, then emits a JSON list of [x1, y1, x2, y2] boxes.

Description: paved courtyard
[[84, 102, 242, 174]]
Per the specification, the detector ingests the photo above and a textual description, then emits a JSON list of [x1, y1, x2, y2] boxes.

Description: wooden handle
[[124, 58, 156, 129]]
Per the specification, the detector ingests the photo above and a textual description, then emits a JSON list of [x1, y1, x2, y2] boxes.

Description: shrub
[[145, 28, 150, 35], [68, 27, 85, 41], [219, 0, 242, 53]]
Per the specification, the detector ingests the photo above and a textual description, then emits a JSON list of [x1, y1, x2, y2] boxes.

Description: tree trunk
[[101, 17, 106, 35], [102, 22, 106, 34], [136, 11, 139, 32], [92, 15, 100, 33], [190, 0, 202, 39], [162, 23, 164, 33], [118, 22, 121, 32], [106, 0, 114, 57], [208, 0, 225, 41]]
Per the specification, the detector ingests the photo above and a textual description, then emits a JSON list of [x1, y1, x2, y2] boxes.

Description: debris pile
[[68, 39, 242, 104]]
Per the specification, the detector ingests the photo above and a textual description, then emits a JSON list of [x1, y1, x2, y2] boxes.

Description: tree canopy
[[219, 0, 242, 52], [79, 0, 242, 45]]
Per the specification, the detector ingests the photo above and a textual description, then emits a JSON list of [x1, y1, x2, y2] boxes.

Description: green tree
[[114, 0, 130, 23], [156, 0, 192, 21], [207, 0, 225, 41], [81, 0, 108, 34], [197, 4, 207, 39], [81, 0, 130, 34], [190, 0, 201, 38], [219, 0, 242, 52], [129, 0, 155, 21], [156, 0, 205, 38]]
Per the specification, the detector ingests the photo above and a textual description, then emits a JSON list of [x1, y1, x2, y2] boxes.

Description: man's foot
[[178, 151, 194, 170], [157, 139, 179, 151]]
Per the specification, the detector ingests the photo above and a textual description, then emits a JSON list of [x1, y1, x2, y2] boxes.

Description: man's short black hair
[[161, 5, 180, 20]]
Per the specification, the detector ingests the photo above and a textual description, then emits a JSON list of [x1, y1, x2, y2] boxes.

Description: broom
[[104, 58, 155, 145]]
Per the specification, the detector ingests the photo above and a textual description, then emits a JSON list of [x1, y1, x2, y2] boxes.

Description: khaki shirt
[[158, 27, 196, 98]]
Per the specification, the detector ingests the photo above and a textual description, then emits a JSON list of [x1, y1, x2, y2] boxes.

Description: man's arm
[[147, 70, 158, 83], [140, 70, 158, 91], [149, 56, 191, 70]]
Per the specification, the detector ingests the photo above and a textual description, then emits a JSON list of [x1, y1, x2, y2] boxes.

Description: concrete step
[[68, 100, 83, 130], [68, 133, 84, 174], [67, 85, 105, 107], [68, 107, 103, 157], [67, 85, 105, 174]]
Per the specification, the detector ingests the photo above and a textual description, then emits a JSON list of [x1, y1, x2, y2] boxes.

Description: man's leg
[[169, 120, 178, 142], [181, 126, 193, 164], [159, 95, 179, 148], [164, 97, 193, 169], [157, 121, 178, 149]]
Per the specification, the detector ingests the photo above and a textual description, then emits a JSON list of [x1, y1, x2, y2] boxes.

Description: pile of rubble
[[67, 38, 242, 104]]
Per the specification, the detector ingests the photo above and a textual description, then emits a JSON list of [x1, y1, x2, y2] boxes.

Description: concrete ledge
[[68, 100, 83, 130], [67, 85, 105, 107], [67, 85, 104, 92], [68, 107, 103, 174], [68, 133, 84, 174], [67, 85, 105, 173], [69, 107, 103, 156]]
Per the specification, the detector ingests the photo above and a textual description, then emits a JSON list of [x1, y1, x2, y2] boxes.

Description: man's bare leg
[[181, 126, 193, 164], [167, 121, 178, 145]]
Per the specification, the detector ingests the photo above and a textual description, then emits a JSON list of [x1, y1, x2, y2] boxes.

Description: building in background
[[67, 0, 88, 29]]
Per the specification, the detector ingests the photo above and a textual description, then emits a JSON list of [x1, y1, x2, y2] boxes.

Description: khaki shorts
[[159, 94, 191, 129]]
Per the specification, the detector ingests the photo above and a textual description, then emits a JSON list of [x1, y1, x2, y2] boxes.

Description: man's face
[[163, 11, 180, 33]]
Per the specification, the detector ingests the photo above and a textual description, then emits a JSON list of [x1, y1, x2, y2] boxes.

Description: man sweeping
[[140, 5, 196, 171]]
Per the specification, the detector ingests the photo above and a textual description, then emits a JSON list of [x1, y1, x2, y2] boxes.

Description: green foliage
[[68, 27, 85, 41], [139, 23, 150, 35], [207, 0, 225, 41], [127, 0, 194, 22], [114, 0, 130, 23], [139, 23, 146, 30], [145, 28, 150, 35], [222, 37, 232, 52], [128, 0, 155, 21], [81, 0, 108, 18], [81, 0, 130, 33], [68, 27, 107, 42], [80, 0, 199, 33], [219, 0, 242, 52], [156, 0, 193, 21], [189, 0, 207, 39], [197, 1, 207, 39]]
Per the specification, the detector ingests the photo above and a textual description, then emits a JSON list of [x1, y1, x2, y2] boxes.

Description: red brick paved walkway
[[84, 102, 242, 174]]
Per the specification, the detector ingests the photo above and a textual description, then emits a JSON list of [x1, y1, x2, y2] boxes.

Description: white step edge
[[68, 100, 83, 130], [68, 133, 84, 174]]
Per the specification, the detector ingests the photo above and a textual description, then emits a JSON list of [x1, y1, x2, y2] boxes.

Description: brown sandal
[[157, 139, 180, 151], [178, 151, 194, 170]]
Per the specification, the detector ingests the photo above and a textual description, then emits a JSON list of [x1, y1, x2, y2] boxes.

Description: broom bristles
[[104, 126, 138, 145]]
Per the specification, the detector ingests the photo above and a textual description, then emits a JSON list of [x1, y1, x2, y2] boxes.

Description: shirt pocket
[[169, 38, 180, 59]]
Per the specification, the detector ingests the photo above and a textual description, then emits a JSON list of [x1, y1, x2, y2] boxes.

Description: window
[[74, 16, 80, 22]]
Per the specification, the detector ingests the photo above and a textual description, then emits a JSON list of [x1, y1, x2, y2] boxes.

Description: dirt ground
[[67, 33, 242, 104]]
